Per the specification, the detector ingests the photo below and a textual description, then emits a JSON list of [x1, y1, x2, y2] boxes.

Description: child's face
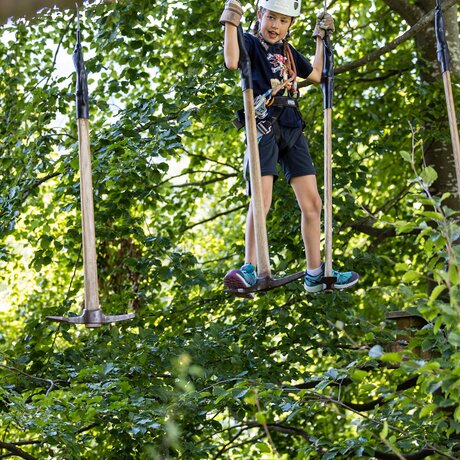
[[258, 9, 293, 44]]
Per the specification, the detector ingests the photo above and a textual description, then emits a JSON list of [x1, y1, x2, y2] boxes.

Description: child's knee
[[300, 193, 322, 216], [313, 194, 322, 213], [263, 194, 273, 213]]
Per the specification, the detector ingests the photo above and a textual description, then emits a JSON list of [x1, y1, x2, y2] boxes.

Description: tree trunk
[[384, 0, 460, 210]]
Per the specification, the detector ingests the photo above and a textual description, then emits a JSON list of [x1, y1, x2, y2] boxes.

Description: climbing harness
[[434, 0, 460, 198], [234, 93, 303, 143], [320, 0, 336, 292], [225, 24, 304, 299], [47, 3, 135, 327]]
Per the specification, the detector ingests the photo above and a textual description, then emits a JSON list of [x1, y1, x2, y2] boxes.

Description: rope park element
[[321, 0, 336, 292], [226, 24, 305, 299], [47, 4, 135, 327], [435, 0, 460, 199], [225, 2, 338, 298]]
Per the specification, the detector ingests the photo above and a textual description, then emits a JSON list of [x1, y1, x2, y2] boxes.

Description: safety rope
[[76, 1, 81, 44], [283, 42, 297, 95]]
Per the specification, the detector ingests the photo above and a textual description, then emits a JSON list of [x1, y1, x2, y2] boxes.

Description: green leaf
[[421, 211, 444, 222], [429, 284, 446, 304], [449, 265, 459, 285], [419, 403, 438, 418], [351, 370, 368, 382], [420, 166, 438, 186], [402, 271, 420, 283], [454, 405, 460, 422], [255, 412, 266, 424], [256, 442, 272, 453], [380, 421, 388, 440], [395, 262, 408, 272], [380, 353, 402, 364], [396, 222, 417, 234], [399, 150, 411, 162]]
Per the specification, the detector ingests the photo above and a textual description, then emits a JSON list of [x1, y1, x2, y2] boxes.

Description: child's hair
[[252, 7, 264, 35]]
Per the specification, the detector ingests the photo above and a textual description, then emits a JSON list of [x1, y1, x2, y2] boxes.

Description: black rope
[[73, 2, 89, 119]]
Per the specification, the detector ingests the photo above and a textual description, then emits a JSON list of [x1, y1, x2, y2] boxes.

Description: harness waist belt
[[232, 96, 300, 130], [270, 96, 299, 108]]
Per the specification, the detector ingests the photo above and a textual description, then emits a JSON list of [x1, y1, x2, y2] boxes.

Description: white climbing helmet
[[258, 0, 301, 17]]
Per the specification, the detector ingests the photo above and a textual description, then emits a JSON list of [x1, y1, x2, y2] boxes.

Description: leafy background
[[0, 0, 459, 458]]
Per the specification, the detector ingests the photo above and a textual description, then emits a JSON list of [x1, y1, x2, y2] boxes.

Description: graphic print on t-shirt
[[267, 53, 287, 78], [267, 52, 288, 92]]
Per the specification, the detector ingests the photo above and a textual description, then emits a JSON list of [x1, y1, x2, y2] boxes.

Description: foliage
[[0, 0, 459, 459]]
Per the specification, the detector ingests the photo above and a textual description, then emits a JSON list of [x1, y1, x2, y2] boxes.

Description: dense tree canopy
[[0, 0, 83, 23], [0, 0, 459, 458]]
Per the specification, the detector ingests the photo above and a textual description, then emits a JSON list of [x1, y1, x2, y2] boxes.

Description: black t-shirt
[[243, 32, 313, 128]]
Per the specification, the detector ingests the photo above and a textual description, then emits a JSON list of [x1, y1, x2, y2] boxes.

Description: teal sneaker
[[304, 263, 359, 293], [224, 263, 257, 291]]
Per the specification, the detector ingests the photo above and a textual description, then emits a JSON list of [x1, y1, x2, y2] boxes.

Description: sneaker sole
[[334, 277, 359, 290], [304, 282, 325, 293], [223, 270, 253, 291], [304, 276, 359, 293]]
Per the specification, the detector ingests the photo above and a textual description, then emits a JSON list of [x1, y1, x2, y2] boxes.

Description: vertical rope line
[[76, 2, 80, 44]]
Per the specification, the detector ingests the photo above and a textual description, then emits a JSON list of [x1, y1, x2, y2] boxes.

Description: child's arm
[[220, 0, 243, 71], [224, 25, 240, 70], [308, 37, 325, 83], [307, 12, 335, 84]]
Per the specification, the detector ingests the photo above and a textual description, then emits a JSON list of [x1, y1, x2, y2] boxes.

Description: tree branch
[[211, 434, 265, 460], [0, 363, 56, 396], [0, 171, 61, 221], [158, 170, 236, 187], [182, 204, 246, 231], [298, 0, 459, 85], [247, 421, 310, 440], [169, 173, 238, 189], [298, 376, 418, 412], [0, 442, 38, 460], [186, 151, 241, 172]]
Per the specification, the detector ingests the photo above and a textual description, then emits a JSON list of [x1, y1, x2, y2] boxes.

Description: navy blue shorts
[[244, 125, 316, 195]]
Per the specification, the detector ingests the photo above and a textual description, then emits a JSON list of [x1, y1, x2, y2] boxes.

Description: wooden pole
[[435, 0, 460, 199], [324, 107, 333, 278], [77, 118, 100, 314], [441, 70, 460, 199], [322, 31, 334, 281], [237, 26, 271, 279], [242, 90, 271, 278], [47, 10, 134, 326]]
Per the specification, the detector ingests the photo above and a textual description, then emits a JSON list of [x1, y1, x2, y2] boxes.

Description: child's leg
[[223, 175, 274, 291], [290, 175, 322, 270], [245, 175, 274, 266]]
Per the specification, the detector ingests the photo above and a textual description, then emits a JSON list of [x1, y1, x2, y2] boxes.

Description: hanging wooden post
[[321, 6, 337, 292], [435, 0, 460, 199], [237, 25, 271, 279], [225, 26, 304, 298], [47, 9, 134, 327]]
